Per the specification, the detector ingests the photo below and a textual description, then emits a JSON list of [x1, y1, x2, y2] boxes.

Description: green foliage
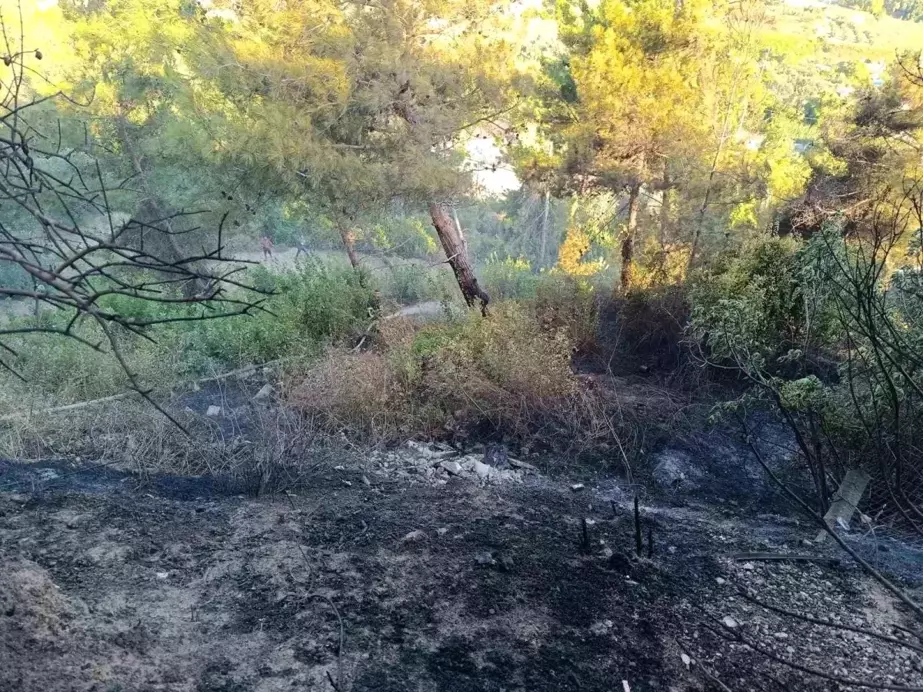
[[481, 256, 541, 301], [841, 0, 923, 22], [689, 235, 804, 366], [0, 263, 376, 411], [195, 261, 375, 366]]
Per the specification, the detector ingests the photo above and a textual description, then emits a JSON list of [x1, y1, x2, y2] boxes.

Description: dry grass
[[0, 389, 341, 495], [286, 303, 667, 460]]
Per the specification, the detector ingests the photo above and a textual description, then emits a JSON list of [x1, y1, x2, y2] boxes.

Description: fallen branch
[[730, 552, 841, 567], [737, 588, 923, 656]]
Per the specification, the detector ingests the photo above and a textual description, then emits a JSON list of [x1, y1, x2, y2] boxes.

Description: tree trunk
[[116, 114, 203, 298], [337, 222, 360, 269], [429, 202, 489, 315], [660, 167, 671, 248], [540, 189, 550, 270], [392, 98, 487, 313], [620, 182, 641, 293]]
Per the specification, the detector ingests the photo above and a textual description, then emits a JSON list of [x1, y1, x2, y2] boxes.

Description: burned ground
[[2, 448, 922, 692]]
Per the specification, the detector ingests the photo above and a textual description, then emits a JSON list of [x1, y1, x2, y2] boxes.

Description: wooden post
[[814, 468, 871, 543]]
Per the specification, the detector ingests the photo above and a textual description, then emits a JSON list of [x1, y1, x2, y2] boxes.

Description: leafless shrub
[[0, 13, 264, 423]]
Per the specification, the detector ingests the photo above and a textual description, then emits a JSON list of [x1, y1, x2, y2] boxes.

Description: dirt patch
[[1, 455, 921, 691]]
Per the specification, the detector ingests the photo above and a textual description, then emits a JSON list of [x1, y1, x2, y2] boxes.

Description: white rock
[[440, 460, 463, 476], [473, 461, 492, 479], [722, 616, 739, 629], [253, 383, 275, 401], [205, 405, 222, 417], [459, 455, 480, 470], [716, 577, 726, 585], [401, 530, 425, 543], [742, 562, 755, 571], [571, 483, 585, 492]]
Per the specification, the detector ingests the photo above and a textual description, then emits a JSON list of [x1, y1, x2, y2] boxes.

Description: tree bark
[[660, 166, 671, 247], [620, 182, 641, 293], [116, 114, 203, 298], [392, 95, 488, 314], [336, 222, 360, 269], [429, 202, 489, 315], [540, 189, 550, 270]]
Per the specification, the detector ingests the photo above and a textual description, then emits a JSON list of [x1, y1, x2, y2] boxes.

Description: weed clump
[[288, 304, 586, 446]]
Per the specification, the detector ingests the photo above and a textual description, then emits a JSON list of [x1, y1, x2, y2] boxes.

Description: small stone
[[475, 552, 495, 566], [508, 458, 538, 471], [774, 632, 789, 640], [473, 461, 492, 479], [722, 616, 739, 629], [401, 530, 425, 543], [570, 483, 585, 492], [252, 383, 275, 402], [436, 527, 448, 536], [362, 476, 371, 486], [205, 405, 222, 417], [155, 571, 170, 580], [742, 562, 755, 571], [341, 480, 352, 487], [37, 468, 59, 482], [440, 460, 463, 476], [716, 577, 726, 585]]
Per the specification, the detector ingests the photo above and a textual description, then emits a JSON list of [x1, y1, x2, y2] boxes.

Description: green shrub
[[0, 261, 378, 408], [196, 260, 376, 366], [481, 256, 541, 301], [381, 263, 432, 304], [688, 235, 804, 366]]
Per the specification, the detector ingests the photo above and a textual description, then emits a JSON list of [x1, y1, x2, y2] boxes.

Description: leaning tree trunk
[[336, 221, 360, 269], [620, 182, 641, 293], [429, 202, 489, 315]]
